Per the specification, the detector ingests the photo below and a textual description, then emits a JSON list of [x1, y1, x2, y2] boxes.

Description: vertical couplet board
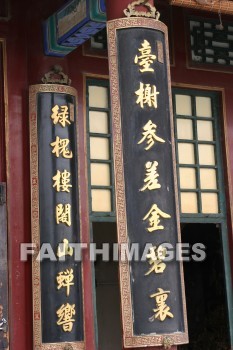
[[107, 18, 188, 348], [29, 84, 84, 350]]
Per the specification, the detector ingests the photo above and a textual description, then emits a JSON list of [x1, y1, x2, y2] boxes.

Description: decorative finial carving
[[41, 65, 71, 85], [124, 0, 160, 20], [163, 336, 174, 349]]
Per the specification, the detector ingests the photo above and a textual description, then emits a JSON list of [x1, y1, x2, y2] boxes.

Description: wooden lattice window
[[86, 78, 115, 220], [188, 17, 233, 71], [173, 88, 225, 217]]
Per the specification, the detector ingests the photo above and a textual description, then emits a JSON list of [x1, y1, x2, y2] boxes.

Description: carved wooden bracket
[[123, 0, 160, 19]]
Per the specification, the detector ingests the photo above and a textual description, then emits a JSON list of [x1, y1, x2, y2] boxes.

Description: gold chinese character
[[140, 161, 161, 192], [56, 204, 71, 226], [57, 239, 74, 258], [56, 303, 76, 332], [50, 136, 73, 158], [134, 39, 156, 72], [150, 288, 174, 322], [53, 170, 72, 192], [143, 204, 171, 232], [135, 82, 159, 109], [145, 245, 167, 276], [56, 268, 74, 296], [51, 105, 71, 127], [138, 120, 165, 151]]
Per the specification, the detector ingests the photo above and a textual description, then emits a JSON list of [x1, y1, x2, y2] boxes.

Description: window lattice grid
[[173, 91, 223, 216], [87, 79, 115, 217], [189, 17, 233, 67]]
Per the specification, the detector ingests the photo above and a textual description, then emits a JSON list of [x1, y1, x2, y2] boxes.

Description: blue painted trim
[[43, 16, 75, 57], [61, 20, 106, 47], [99, 0, 106, 13], [44, 0, 106, 51], [90, 0, 106, 22], [56, 0, 90, 44]]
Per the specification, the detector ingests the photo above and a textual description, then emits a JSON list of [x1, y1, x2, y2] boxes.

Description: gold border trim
[[169, 6, 175, 68], [29, 84, 85, 350], [107, 17, 188, 348]]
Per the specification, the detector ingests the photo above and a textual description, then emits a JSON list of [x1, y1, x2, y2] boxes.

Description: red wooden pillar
[[105, 1, 178, 350], [5, 0, 33, 349]]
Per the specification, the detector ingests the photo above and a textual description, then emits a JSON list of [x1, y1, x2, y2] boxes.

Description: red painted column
[[5, 0, 33, 348], [106, 1, 178, 350], [0, 41, 6, 182]]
